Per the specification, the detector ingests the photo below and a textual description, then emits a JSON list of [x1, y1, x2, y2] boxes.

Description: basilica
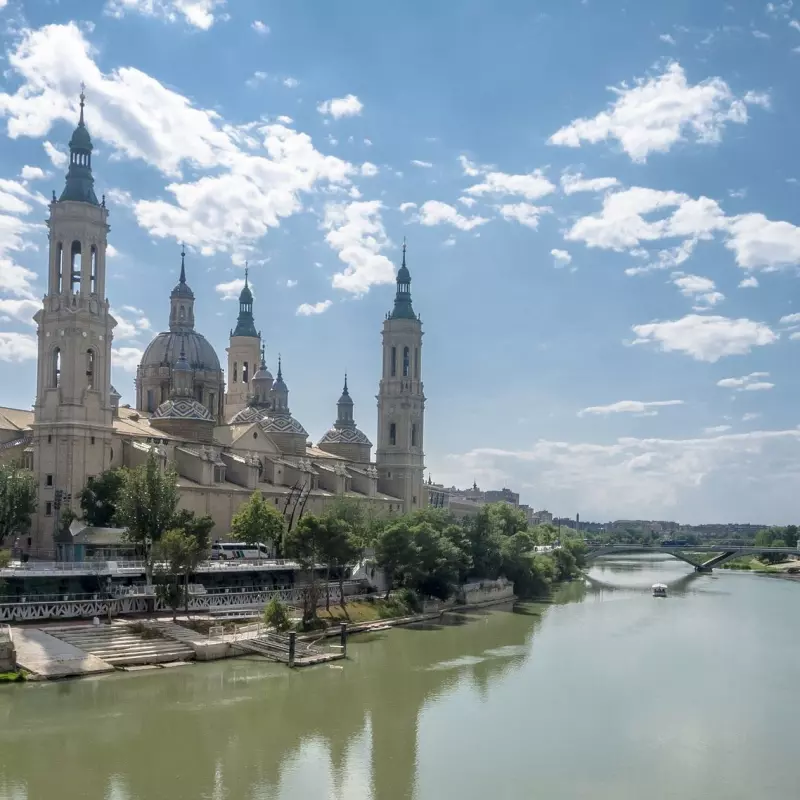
[[0, 97, 427, 557]]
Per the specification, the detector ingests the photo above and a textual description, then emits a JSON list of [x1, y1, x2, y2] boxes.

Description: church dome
[[140, 330, 221, 373], [69, 123, 92, 152], [260, 414, 308, 437], [319, 426, 372, 446], [152, 396, 213, 422], [229, 406, 269, 425]]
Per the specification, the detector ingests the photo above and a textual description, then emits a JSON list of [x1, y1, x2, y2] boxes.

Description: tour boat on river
[[652, 583, 667, 598]]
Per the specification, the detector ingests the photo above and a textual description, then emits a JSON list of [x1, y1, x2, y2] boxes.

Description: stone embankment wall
[[459, 578, 515, 605], [0, 629, 16, 671]]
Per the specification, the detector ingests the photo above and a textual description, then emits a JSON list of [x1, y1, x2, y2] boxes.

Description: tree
[[461, 507, 503, 580], [319, 515, 358, 612], [489, 503, 528, 538], [754, 528, 774, 548], [375, 520, 416, 598], [170, 509, 215, 556], [115, 454, 179, 584], [79, 469, 124, 527], [285, 514, 327, 623], [263, 596, 292, 632], [231, 491, 286, 551], [153, 528, 200, 619], [406, 522, 468, 600], [0, 464, 36, 548]]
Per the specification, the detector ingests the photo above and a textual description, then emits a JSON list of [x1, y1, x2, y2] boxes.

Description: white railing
[[0, 581, 367, 623], [1, 557, 309, 576]]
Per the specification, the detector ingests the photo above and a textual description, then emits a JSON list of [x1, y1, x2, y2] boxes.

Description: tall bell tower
[[376, 242, 425, 513], [29, 90, 117, 555], [225, 267, 261, 420]]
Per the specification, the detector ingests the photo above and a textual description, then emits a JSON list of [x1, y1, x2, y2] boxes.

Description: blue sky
[[1, 0, 799, 524]]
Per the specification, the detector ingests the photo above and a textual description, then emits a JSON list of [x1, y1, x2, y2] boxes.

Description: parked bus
[[210, 542, 272, 560]]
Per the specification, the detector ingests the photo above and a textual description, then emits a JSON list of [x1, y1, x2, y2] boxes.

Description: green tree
[[406, 522, 468, 600], [375, 520, 416, 598], [783, 525, 798, 548], [754, 528, 774, 548], [263, 596, 292, 632], [319, 515, 358, 612], [79, 469, 124, 527], [154, 528, 200, 620], [489, 503, 528, 538], [285, 514, 327, 623], [461, 507, 503, 580], [231, 491, 286, 551], [170, 509, 215, 556], [0, 464, 37, 548], [115, 454, 179, 584]]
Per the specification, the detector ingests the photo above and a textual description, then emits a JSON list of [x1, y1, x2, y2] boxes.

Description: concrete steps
[[45, 623, 195, 667]]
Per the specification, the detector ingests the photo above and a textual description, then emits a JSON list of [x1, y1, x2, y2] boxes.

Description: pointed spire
[[79, 82, 86, 126], [260, 343, 266, 368], [390, 236, 415, 320], [179, 243, 186, 285], [244, 263, 249, 288], [402, 236, 407, 269], [343, 372, 349, 395], [277, 353, 283, 382]]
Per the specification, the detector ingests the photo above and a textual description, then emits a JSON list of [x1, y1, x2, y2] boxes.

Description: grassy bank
[[0, 670, 25, 683]]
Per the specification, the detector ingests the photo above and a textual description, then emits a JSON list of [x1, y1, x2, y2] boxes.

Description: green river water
[[2, 555, 800, 800]]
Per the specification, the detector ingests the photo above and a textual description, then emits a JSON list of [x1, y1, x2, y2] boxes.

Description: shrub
[[0, 549, 11, 569], [263, 597, 292, 633]]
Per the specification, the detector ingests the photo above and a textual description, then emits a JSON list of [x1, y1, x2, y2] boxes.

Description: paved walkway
[[11, 627, 114, 679]]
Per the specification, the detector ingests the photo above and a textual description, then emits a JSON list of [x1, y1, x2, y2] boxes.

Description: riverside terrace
[[0, 557, 337, 606]]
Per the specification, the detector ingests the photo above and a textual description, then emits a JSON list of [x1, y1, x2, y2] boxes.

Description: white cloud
[[560, 171, 620, 195], [551, 249, 572, 267], [625, 239, 698, 276], [296, 300, 332, 316], [215, 278, 245, 300], [631, 314, 778, 362], [251, 20, 270, 35], [458, 196, 477, 208], [752, 30, 771, 39], [105, 0, 227, 30], [466, 169, 555, 201], [112, 306, 152, 340], [0, 332, 37, 362], [317, 94, 363, 119], [724, 213, 800, 270], [399, 202, 417, 213], [659, 33, 676, 44], [739, 276, 759, 288], [106, 245, 119, 258], [671, 272, 725, 309], [419, 201, 489, 231], [548, 62, 765, 162], [323, 200, 395, 295], [112, 346, 144, 372], [20, 165, 46, 181], [411, 160, 433, 168], [742, 412, 761, 422], [780, 312, 800, 325], [285, 279, 297, 288], [360, 162, 378, 177], [705, 425, 732, 434], [283, 77, 299, 89], [458, 155, 481, 177], [276, 115, 293, 125], [0, 178, 45, 300], [578, 399, 684, 417], [246, 71, 268, 88], [496, 202, 550, 229], [443, 236, 456, 247], [0, 298, 39, 326], [717, 372, 774, 391], [442, 428, 800, 522], [42, 141, 67, 168]]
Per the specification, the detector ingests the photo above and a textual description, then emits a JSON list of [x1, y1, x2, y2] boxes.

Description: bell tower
[[375, 241, 425, 513], [225, 267, 261, 419], [30, 89, 117, 555]]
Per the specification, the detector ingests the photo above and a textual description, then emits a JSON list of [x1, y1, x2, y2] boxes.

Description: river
[[2, 555, 799, 800]]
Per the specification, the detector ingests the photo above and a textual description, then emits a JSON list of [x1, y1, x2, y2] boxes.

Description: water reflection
[[0, 604, 545, 800]]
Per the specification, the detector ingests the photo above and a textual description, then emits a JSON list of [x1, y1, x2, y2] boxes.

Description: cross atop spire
[[402, 236, 407, 268], [179, 243, 186, 284], [79, 83, 86, 126], [244, 263, 249, 287], [277, 353, 283, 381], [343, 372, 349, 394]]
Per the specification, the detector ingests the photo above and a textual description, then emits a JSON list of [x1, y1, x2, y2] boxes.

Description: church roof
[[260, 413, 308, 437], [389, 240, 417, 320], [59, 89, 99, 205], [228, 406, 269, 425], [139, 330, 221, 373], [319, 426, 372, 447], [152, 397, 213, 422]]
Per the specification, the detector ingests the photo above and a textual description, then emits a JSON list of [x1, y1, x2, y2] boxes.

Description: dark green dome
[[69, 123, 93, 151]]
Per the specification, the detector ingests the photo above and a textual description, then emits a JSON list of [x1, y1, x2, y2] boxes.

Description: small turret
[[59, 86, 99, 205]]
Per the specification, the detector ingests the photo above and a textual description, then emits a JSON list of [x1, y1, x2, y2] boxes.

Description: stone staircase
[[45, 622, 195, 667]]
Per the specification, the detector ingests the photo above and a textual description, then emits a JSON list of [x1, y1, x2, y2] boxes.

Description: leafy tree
[[375, 520, 416, 598], [0, 464, 37, 548], [500, 531, 541, 596], [0, 549, 11, 568], [489, 503, 528, 538], [406, 522, 468, 600], [263, 596, 292, 632], [79, 469, 124, 527], [285, 514, 328, 622], [231, 491, 286, 551], [170, 509, 215, 556], [754, 528, 774, 548], [783, 525, 798, 548], [551, 547, 578, 581], [115, 454, 179, 584], [461, 507, 503, 580], [319, 515, 358, 611], [154, 527, 201, 619]]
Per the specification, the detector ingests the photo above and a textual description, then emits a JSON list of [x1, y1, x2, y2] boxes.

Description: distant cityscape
[[427, 478, 767, 538]]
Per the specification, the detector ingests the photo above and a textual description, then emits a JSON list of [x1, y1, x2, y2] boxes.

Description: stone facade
[[0, 97, 429, 557]]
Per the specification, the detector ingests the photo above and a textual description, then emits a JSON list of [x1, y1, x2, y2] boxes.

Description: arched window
[[242, 362, 249, 383], [414, 347, 419, 379], [147, 389, 155, 412], [389, 422, 396, 446], [90, 246, 97, 294], [403, 347, 410, 377], [411, 423, 417, 447], [51, 348, 61, 388], [179, 305, 186, 320], [390, 346, 396, 377], [195, 385, 204, 403], [55, 242, 63, 293], [70, 241, 81, 292], [233, 362, 238, 383], [208, 392, 215, 415], [86, 349, 95, 390]]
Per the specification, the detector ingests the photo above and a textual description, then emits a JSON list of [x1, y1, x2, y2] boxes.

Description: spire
[[260, 343, 266, 368], [169, 246, 195, 332], [343, 372, 349, 395], [390, 237, 416, 320], [233, 263, 258, 337], [171, 245, 194, 299], [179, 243, 186, 285], [277, 354, 283, 383], [59, 85, 99, 205]]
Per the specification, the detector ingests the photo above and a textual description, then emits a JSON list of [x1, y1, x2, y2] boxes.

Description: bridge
[[585, 544, 800, 572]]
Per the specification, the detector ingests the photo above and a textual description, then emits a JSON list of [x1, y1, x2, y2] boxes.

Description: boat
[[652, 583, 667, 598]]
